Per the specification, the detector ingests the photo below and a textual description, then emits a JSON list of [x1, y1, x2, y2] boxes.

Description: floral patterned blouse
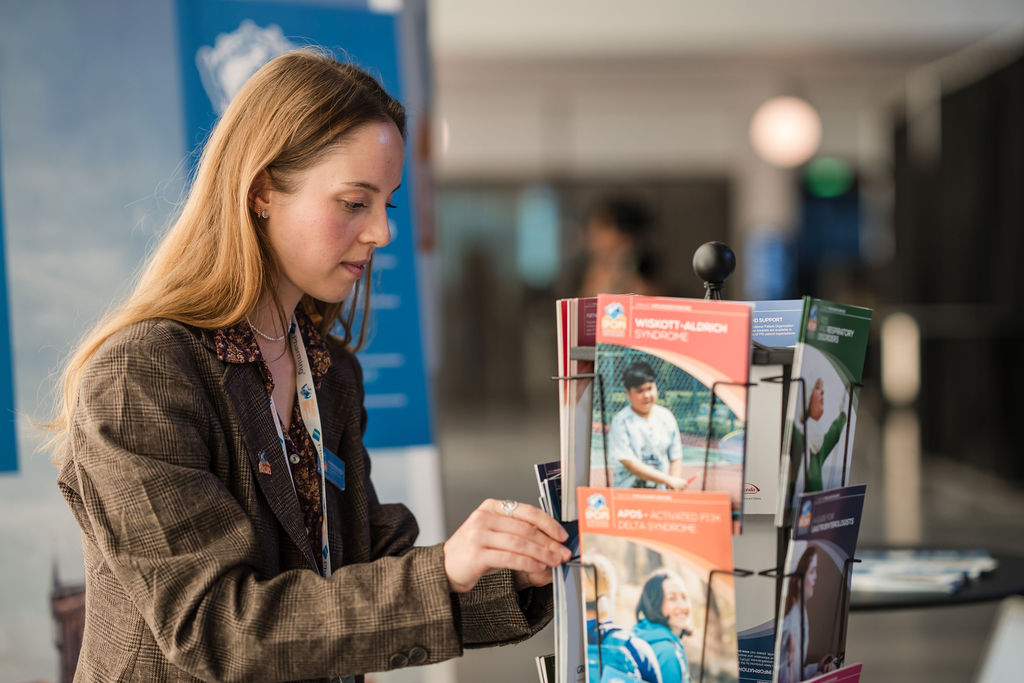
[[214, 309, 332, 567]]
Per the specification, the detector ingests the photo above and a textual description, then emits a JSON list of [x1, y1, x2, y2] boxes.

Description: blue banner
[[0, 127, 17, 473], [177, 0, 433, 448]]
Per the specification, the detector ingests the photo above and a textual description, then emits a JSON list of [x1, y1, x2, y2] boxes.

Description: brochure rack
[[544, 243, 864, 683]]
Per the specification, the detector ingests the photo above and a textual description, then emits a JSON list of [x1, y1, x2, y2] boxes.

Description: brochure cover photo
[[777, 298, 872, 525], [577, 487, 739, 683], [773, 485, 867, 683], [589, 295, 752, 525]]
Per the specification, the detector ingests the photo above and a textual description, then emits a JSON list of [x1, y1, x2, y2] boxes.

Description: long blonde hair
[[49, 50, 406, 454]]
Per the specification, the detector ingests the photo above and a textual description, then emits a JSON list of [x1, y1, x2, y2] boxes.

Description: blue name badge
[[324, 447, 345, 491]]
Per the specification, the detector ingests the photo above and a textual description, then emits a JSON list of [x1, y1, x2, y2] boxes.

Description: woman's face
[[804, 555, 818, 598], [262, 120, 404, 306], [586, 218, 631, 258], [660, 577, 691, 633]]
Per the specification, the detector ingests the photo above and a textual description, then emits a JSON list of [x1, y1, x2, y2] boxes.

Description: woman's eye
[[386, 202, 397, 209], [343, 201, 368, 210]]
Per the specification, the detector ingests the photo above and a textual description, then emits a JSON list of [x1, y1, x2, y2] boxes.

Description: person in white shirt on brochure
[[607, 361, 693, 490]]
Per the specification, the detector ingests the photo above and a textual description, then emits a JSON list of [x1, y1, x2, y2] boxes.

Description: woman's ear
[[249, 169, 272, 214]]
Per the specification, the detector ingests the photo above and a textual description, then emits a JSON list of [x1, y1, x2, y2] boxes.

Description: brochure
[[744, 300, 802, 518], [536, 461, 586, 683], [850, 548, 996, 595], [750, 300, 803, 348], [798, 663, 862, 683], [773, 485, 867, 683], [537, 653, 557, 683], [854, 548, 996, 580], [589, 295, 752, 527], [734, 516, 781, 683], [776, 298, 872, 526], [558, 297, 598, 520], [737, 301, 804, 681], [577, 487, 738, 683]]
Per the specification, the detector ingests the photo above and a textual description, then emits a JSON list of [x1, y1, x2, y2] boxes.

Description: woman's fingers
[[459, 516, 569, 571], [489, 499, 568, 543], [443, 499, 571, 593], [486, 529, 571, 568], [484, 514, 570, 560], [477, 547, 549, 574]]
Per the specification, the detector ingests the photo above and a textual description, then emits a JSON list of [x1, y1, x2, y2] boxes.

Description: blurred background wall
[[1, 1, 1023, 681], [430, 1, 1024, 483]]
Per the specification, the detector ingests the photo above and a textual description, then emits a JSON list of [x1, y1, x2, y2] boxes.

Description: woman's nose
[[363, 208, 392, 247]]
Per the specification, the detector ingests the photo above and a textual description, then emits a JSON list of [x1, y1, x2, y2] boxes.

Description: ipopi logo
[[797, 499, 813, 529], [584, 492, 610, 522], [300, 383, 313, 400], [600, 301, 627, 336], [806, 303, 819, 333]]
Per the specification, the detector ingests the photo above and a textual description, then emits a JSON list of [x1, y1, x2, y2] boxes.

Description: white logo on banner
[[196, 19, 296, 114]]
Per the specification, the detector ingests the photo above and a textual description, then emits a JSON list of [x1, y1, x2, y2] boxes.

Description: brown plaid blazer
[[58, 319, 551, 682]]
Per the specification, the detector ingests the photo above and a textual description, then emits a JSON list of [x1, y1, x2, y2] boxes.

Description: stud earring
[[260, 209, 269, 219]]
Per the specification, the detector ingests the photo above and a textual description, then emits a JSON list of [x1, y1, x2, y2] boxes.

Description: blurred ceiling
[[430, 0, 1024, 67]]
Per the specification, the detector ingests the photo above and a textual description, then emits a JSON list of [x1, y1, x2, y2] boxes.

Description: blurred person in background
[[573, 196, 661, 297], [48, 50, 567, 683]]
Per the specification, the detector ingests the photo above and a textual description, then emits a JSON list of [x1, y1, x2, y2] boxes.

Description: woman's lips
[[342, 261, 367, 277]]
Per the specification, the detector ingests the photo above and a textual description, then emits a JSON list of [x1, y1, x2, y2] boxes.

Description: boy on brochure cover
[[607, 362, 691, 491]]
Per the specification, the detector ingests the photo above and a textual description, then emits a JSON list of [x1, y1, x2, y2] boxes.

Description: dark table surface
[[849, 548, 1024, 612]]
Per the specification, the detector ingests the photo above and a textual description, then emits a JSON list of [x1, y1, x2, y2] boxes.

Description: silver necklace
[[245, 315, 288, 342]]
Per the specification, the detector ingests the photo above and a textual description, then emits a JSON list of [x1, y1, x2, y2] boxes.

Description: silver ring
[[501, 499, 519, 517]]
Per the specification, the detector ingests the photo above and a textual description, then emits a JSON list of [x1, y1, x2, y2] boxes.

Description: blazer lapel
[[221, 362, 320, 572]]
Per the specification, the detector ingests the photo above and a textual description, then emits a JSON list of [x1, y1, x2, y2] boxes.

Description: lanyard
[[267, 317, 332, 578]]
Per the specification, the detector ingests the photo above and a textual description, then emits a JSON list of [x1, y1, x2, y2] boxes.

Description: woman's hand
[[443, 499, 571, 593]]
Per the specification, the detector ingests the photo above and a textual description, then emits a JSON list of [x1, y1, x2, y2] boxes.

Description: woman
[[781, 544, 818, 678], [51, 51, 569, 682], [573, 196, 660, 298], [632, 569, 692, 683], [780, 544, 837, 679]]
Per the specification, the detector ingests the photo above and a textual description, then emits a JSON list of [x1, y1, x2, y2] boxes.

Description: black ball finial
[[692, 241, 736, 300]]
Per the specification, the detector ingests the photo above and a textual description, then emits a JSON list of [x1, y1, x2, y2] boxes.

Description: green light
[[804, 157, 854, 198]]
